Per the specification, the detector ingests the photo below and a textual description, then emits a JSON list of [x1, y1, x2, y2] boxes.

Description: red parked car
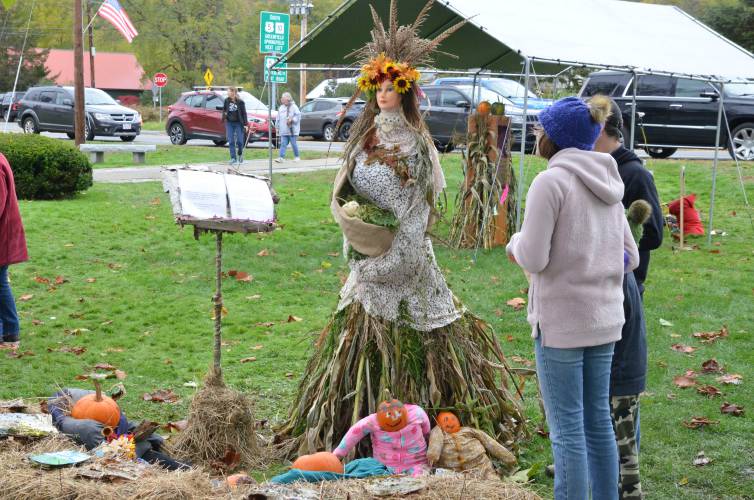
[[165, 88, 275, 146]]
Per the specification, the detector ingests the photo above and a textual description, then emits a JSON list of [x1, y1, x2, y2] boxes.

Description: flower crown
[[357, 53, 421, 98]]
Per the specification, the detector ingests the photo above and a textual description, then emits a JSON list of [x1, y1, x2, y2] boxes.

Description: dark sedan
[[299, 97, 366, 141]]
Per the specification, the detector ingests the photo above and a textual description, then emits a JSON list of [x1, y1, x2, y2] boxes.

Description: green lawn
[[3, 154, 753, 498], [140, 121, 165, 132], [87, 144, 329, 168]]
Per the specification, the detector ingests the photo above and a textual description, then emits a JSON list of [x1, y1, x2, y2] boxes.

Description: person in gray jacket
[[275, 92, 301, 163]]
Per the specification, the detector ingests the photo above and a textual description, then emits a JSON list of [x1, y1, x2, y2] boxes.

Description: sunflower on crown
[[357, 52, 421, 98]]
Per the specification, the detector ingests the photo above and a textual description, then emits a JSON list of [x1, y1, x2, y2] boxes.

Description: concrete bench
[[79, 144, 157, 164]]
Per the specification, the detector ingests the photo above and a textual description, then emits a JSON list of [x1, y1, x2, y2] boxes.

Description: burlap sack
[[331, 162, 395, 258]]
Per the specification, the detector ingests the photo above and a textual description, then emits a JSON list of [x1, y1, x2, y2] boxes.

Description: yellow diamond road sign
[[203, 68, 214, 87]]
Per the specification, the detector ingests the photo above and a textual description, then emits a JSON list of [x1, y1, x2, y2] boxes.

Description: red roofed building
[[44, 49, 150, 103]]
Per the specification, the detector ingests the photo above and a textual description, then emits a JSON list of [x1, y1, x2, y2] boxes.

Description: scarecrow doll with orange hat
[[426, 411, 517, 480], [277, 0, 525, 457]]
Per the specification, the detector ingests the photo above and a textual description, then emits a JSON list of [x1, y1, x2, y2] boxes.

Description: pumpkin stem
[[93, 379, 103, 402]]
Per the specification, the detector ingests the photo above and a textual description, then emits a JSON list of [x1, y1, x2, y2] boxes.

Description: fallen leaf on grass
[[693, 326, 729, 343], [683, 416, 719, 429], [246, 294, 262, 300], [716, 374, 743, 385], [494, 309, 503, 317], [65, 328, 91, 336], [85, 278, 96, 283], [696, 385, 722, 398], [506, 297, 526, 310], [677, 477, 689, 486], [671, 344, 697, 354], [693, 451, 712, 466], [287, 315, 303, 323], [107, 263, 122, 270], [285, 372, 294, 378], [34, 276, 50, 284], [100, 320, 113, 326], [255, 321, 275, 327], [6, 350, 34, 359], [510, 355, 534, 367], [94, 363, 117, 371], [251, 345, 264, 350], [240, 357, 257, 363], [701, 359, 723, 373], [257, 249, 270, 257], [19, 294, 33, 301], [659, 318, 673, 327], [47, 346, 87, 356], [162, 420, 188, 433], [506, 335, 514, 342], [327, 252, 340, 257], [54, 276, 68, 285], [114, 370, 127, 380], [32, 319, 44, 326], [720, 402, 744, 416], [142, 389, 180, 403], [183, 382, 198, 388], [673, 375, 698, 388], [106, 347, 124, 353]]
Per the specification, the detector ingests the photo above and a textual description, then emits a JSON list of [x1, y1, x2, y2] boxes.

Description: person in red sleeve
[[0, 153, 28, 350]]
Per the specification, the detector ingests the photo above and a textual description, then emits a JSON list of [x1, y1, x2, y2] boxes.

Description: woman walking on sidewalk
[[0, 153, 28, 351], [222, 87, 248, 165], [275, 92, 301, 163]]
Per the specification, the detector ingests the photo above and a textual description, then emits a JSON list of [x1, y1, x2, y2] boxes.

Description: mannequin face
[[376, 80, 401, 112]]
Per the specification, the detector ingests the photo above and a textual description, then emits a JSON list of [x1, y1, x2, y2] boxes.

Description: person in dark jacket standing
[[222, 87, 248, 165], [594, 99, 664, 295], [592, 97, 660, 499], [0, 153, 28, 350]]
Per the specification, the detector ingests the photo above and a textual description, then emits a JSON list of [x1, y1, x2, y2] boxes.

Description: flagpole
[[87, 1, 96, 87], [82, 1, 106, 33]]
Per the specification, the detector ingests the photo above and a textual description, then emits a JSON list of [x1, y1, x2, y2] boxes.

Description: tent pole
[[629, 71, 638, 150], [268, 62, 274, 182], [707, 82, 724, 246], [515, 56, 530, 232]]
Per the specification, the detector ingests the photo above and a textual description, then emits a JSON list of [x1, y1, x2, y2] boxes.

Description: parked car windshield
[[454, 85, 506, 105], [85, 88, 118, 105], [481, 79, 537, 99], [218, 91, 269, 113]]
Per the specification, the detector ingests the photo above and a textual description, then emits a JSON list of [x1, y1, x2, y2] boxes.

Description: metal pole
[[268, 67, 274, 181], [680, 166, 685, 249], [299, 12, 307, 104], [159, 86, 162, 123], [707, 83, 724, 246], [87, 1, 95, 87], [4, 1, 36, 133], [515, 57, 530, 232], [212, 231, 224, 377], [629, 71, 638, 150], [73, 0, 86, 145]]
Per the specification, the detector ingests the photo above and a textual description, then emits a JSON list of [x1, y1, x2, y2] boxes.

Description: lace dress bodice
[[337, 110, 460, 331]]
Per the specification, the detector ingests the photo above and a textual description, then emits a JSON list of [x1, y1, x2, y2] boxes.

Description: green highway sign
[[264, 56, 287, 84], [259, 11, 290, 54]]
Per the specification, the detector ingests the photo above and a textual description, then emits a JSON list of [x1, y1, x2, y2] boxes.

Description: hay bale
[[171, 371, 261, 469], [0, 435, 230, 499]]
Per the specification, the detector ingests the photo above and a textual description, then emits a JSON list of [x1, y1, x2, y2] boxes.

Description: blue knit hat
[[538, 97, 601, 151]]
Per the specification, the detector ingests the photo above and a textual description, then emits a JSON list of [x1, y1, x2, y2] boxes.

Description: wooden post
[[679, 166, 686, 249], [212, 231, 223, 378], [73, 0, 86, 145], [86, 2, 95, 88]]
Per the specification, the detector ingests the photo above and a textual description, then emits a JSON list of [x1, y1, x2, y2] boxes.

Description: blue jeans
[[535, 335, 618, 500], [279, 134, 299, 158], [225, 121, 245, 160], [0, 266, 20, 342]]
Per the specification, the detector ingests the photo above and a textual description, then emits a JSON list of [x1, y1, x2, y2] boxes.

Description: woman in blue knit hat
[[507, 95, 639, 500]]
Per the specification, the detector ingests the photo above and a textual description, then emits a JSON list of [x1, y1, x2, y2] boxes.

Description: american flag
[[98, 0, 138, 43]]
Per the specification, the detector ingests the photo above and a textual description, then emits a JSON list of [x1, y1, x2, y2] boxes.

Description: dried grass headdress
[[349, 0, 465, 99]]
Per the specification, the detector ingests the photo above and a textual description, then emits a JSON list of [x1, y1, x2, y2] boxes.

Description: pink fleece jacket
[[332, 404, 430, 476], [507, 148, 639, 348]]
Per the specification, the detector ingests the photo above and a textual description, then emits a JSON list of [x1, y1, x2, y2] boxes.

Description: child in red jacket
[[0, 153, 28, 350]]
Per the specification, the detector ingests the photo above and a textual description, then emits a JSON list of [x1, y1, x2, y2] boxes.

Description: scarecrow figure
[[426, 412, 516, 480]]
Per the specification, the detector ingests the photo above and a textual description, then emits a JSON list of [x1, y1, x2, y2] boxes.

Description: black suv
[[299, 97, 366, 141], [579, 71, 754, 161], [16, 86, 141, 141]]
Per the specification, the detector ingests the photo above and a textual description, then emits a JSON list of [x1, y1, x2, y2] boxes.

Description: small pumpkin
[[476, 100, 491, 115], [435, 411, 461, 434], [71, 380, 121, 427], [292, 451, 344, 473], [491, 101, 506, 116], [376, 399, 408, 432]]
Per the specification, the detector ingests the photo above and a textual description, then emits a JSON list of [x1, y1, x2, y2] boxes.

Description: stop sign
[[153, 73, 168, 87]]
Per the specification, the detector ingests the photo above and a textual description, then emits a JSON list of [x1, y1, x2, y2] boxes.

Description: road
[[1, 126, 739, 160]]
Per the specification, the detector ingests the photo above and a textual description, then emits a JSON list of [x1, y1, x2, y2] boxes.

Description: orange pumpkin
[[292, 451, 344, 473], [435, 411, 461, 434], [376, 399, 408, 432], [71, 380, 121, 427], [476, 100, 491, 115]]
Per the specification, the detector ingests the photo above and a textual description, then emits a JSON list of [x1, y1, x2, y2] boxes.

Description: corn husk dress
[[278, 110, 526, 456]]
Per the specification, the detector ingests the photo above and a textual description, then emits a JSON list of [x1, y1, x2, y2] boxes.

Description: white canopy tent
[[278, 0, 754, 236]]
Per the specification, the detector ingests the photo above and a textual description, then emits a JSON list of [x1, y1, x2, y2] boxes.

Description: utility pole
[[86, 1, 95, 87], [73, 0, 86, 145], [289, 1, 313, 104]]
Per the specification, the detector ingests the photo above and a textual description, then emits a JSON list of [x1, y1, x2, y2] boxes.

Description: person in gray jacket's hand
[[275, 92, 301, 163]]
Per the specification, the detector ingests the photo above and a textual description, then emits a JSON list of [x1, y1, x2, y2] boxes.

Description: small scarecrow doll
[[332, 399, 430, 477], [426, 411, 516, 480]]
